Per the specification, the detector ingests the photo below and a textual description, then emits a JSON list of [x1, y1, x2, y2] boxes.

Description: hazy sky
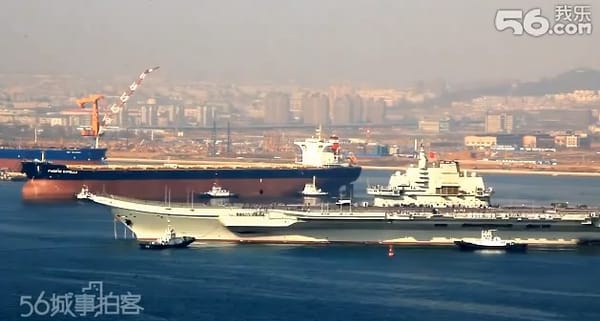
[[1, 0, 599, 86]]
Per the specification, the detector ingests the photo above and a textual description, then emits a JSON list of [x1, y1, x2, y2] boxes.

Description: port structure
[[77, 66, 160, 148], [76, 94, 104, 148], [77, 94, 104, 137]]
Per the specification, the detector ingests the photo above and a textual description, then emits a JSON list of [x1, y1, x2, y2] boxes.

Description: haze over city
[[1, 0, 599, 86], [3, 3, 600, 321]]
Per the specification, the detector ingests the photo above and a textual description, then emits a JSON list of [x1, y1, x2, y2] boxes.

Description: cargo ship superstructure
[[78, 187, 600, 247], [0, 147, 106, 172], [367, 146, 493, 208], [21, 130, 361, 201]]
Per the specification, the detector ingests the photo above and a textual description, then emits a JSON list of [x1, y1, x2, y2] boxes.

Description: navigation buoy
[[388, 245, 394, 257]]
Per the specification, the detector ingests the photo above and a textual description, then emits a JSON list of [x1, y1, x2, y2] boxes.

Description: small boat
[[139, 226, 196, 250], [387, 245, 395, 257], [0, 170, 27, 182], [335, 199, 352, 206], [300, 176, 328, 196], [202, 184, 236, 198], [454, 229, 527, 252], [76, 185, 91, 199]]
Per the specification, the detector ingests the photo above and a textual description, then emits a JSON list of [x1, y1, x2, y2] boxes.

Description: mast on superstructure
[[316, 124, 323, 140], [417, 144, 428, 169], [210, 119, 217, 157], [226, 121, 231, 154]]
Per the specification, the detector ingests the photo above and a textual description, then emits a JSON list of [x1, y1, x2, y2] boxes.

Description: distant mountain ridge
[[511, 68, 600, 96], [424, 68, 600, 106]]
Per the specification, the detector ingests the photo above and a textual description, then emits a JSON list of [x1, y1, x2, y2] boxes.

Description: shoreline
[[106, 157, 600, 177], [360, 165, 600, 177]]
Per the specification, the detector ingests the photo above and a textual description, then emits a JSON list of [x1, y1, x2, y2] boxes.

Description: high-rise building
[[330, 94, 364, 125], [418, 120, 441, 133], [175, 106, 185, 127], [196, 106, 215, 127], [328, 85, 353, 106], [302, 93, 330, 125], [140, 98, 159, 127], [289, 91, 305, 113], [111, 106, 126, 127], [263, 92, 290, 124], [485, 112, 513, 133], [363, 98, 386, 124], [140, 105, 158, 127], [348, 94, 363, 123], [167, 105, 186, 127], [331, 95, 353, 125], [167, 105, 176, 124]]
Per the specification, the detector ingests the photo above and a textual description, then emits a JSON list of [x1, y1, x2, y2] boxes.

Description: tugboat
[[202, 184, 236, 198], [0, 169, 27, 182], [454, 229, 527, 252], [76, 185, 92, 199], [300, 176, 328, 197], [139, 225, 196, 250]]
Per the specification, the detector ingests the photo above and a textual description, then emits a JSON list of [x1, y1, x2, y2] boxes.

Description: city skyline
[[0, 0, 599, 87]]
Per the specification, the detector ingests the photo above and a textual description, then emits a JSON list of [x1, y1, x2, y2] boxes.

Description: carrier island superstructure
[[367, 146, 493, 208]]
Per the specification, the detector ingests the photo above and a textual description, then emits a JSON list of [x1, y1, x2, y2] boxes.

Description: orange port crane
[[77, 94, 104, 137], [76, 66, 159, 148]]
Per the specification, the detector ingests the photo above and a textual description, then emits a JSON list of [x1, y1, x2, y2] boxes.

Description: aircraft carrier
[[78, 189, 600, 247], [77, 145, 600, 248]]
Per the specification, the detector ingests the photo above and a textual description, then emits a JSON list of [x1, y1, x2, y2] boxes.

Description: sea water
[[1, 173, 600, 321]]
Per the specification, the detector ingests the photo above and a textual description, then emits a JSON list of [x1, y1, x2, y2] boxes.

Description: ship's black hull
[[21, 161, 361, 201], [227, 217, 600, 234], [454, 240, 527, 252]]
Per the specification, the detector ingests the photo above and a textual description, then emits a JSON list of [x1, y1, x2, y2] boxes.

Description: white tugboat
[[454, 229, 527, 252], [300, 176, 328, 196], [203, 184, 236, 198], [367, 145, 493, 208]]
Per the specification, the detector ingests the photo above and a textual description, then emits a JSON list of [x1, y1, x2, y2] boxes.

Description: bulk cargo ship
[[0, 147, 106, 172], [21, 130, 362, 201]]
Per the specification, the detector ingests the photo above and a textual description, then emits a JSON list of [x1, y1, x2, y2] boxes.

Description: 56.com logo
[[495, 8, 592, 37]]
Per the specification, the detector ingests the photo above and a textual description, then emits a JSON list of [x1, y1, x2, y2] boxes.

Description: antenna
[[227, 121, 231, 154], [316, 124, 322, 140], [211, 119, 217, 157]]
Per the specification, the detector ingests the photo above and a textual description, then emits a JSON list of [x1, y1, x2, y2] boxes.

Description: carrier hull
[[110, 207, 600, 247]]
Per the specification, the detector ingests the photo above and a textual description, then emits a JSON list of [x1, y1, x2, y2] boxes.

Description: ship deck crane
[[77, 66, 159, 148]]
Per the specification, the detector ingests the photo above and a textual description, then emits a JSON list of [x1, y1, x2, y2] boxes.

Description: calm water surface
[[1, 172, 600, 321]]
